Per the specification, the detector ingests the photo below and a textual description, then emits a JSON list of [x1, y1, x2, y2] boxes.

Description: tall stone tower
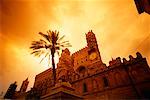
[[4, 81, 17, 99], [19, 78, 29, 93], [86, 30, 102, 64], [86, 30, 98, 48], [71, 30, 104, 71]]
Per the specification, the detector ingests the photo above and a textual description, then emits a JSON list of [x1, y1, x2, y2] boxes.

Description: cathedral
[[4, 31, 150, 99]]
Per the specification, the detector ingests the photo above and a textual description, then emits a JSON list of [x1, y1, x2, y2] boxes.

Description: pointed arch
[[92, 79, 98, 90], [76, 66, 87, 77], [83, 83, 88, 93], [114, 72, 123, 86], [103, 77, 109, 87]]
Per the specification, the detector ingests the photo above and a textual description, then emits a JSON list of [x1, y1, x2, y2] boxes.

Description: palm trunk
[[51, 48, 56, 86]]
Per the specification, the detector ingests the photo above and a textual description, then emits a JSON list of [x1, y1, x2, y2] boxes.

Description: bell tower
[[86, 30, 102, 64], [86, 30, 98, 49], [19, 78, 29, 93]]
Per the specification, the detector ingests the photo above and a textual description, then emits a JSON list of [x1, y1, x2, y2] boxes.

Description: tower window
[[103, 77, 109, 87], [83, 83, 88, 92], [88, 48, 96, 54], [78, 66, 86, 74]]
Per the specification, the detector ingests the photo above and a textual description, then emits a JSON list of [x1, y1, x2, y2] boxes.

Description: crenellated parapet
[[108, 52, 144, 68], [122, 52, 143, 65], [35, 68, 53, 80], [71, 52, 146, 82], [109, 57, 122, 67], [71, 47, 89, 69], [71, 47, 88, 57], [33, 68, 53, 90]]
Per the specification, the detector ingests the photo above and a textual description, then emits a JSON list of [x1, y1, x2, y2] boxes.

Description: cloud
[[1, 0, 150, 94]]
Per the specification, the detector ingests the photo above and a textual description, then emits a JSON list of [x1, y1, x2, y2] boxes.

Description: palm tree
[[30, 30, 71, 85]]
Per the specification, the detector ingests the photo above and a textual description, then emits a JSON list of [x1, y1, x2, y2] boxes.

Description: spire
[[19, 78, 29, 93], [87, 30, 94, 35], [85, 30, 103, 64], [86, 30, 97, 48], [25, 77, 28, 81]]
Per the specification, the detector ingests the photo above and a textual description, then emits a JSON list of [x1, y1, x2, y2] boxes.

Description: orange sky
[[0, 0, 150, 94]]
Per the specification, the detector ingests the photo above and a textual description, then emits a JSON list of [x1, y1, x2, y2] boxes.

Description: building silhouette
[[19, 78, 29, 93], [4, 31, 150, 99], [4, 81, 17, 99], [134, 0, 150, 14], [4, 79, 29, 99]]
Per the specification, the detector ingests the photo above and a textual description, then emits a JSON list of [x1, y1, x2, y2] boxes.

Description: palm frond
[[40, 39, 48, 44], [31, 50, 46, 57], [30, 39, 47, 50], [56, 31, 59, 40], [34, 52, 41, 57], [40, 52, 49, 63], [30, 29, 72, 85], [57, 42, 72, 48], [52, 31, 58, 44], [31, 50, 41, 56], [47, 30, 52, 43], [55, 30, 59, 41], [30, 30, 71, 69], [57, 35, 65, 42], [31, 50, 40, 55], [57, 41, 69, 45], [39, 32, 50, 42], [30, 45, 45, 50]]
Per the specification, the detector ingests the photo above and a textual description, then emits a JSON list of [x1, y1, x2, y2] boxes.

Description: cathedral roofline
[[71, 46, 88, 57], [35, 68, 52, 79], [108, 52, 146, 67]]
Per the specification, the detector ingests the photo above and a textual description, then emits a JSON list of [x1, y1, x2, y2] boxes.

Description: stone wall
[[70, 52, 150, 99]]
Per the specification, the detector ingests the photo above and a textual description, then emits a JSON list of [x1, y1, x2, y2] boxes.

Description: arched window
[[93, 79, 98, 89], [83, 83, 88, 92], [78, 66, 86, 74], [131, 70, 138, 81], [115, 72, 123, 85], [77, 66, 87, 76], [59, 75, 66, 82], [103, 77, 109, 87]]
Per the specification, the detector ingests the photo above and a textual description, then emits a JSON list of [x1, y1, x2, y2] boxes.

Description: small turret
[[136, 52, 142, 59], [123, 58, 128, 64], [86, 30, 103, 64], [62, 48, 70, 56], [4, 81, 17, 99], [86, 30, 97, 48], [109, 57, 122, 67], [129, 55, 134, 61], [19, 78, 29, 93]]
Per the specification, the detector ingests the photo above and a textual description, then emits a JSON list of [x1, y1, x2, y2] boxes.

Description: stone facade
[[4, 79, 29, 99], [4, 82, 17, 99], [30, 31, 150, 99], [4, 31, 150, 99], [20, 78, 29, 93]]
